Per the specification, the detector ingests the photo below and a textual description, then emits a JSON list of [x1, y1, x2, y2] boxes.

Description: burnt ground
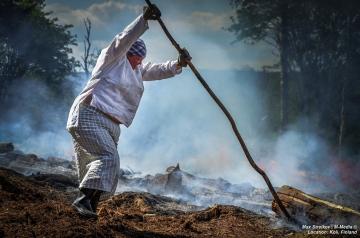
[[0, 167, 357, 238]]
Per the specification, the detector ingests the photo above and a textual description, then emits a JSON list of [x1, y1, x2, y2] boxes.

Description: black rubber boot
[[72, 188, 98, 219], [90, 190, 103, 212]]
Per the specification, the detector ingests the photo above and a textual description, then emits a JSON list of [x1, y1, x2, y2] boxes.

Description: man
[[66, 5, 191, 218]]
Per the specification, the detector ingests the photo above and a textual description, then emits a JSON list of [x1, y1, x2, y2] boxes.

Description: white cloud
[[159, 9, 233, 34], [190, 11, 231, 31], [45, 1, 141, 28]]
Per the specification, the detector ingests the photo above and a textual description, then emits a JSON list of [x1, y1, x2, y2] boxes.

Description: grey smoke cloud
[[0, 65, 347, 195], [0, 77, 80, 159], [117, 68, 335, 193]]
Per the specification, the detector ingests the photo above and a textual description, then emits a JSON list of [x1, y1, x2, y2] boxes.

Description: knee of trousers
[[86, 154, 119, 176]]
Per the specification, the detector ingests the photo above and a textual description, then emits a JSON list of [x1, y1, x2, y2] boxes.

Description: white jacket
[[67, 14, 181, 128]]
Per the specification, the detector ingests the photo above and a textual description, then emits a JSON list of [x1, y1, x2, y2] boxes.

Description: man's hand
[[143, 4, 161, 20], [178, 48, 192, 67]]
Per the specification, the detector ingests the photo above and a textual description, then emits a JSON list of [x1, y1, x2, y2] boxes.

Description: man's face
[[127, 54, 144, 70]]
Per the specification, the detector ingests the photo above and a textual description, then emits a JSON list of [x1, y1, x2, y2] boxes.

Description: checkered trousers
[[68, 104, 121, 194]]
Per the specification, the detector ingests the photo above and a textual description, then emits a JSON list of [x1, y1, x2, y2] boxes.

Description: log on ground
[[272, 185, 360, 225]]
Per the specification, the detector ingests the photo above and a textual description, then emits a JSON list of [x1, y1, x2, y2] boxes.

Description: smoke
[[118, 68, 351, 194], [0, 75, 86, 159], [259, 127, 336, 192], [0, 65, 354, 194]]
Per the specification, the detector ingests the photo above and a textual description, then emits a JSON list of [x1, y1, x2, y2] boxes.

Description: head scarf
[[128, 39, 146, 58]]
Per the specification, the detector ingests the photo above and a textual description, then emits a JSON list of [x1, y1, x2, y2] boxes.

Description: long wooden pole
[[145, 0, 293, 221]]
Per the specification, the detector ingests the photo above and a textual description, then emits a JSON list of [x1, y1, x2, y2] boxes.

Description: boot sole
[[72, 203, 98, 219]]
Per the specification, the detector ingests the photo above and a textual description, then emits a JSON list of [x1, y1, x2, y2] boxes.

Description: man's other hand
[[178, 48, 192, 67]]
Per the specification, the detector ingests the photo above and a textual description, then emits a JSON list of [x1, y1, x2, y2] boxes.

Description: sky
[[44, 0, 276, 71]]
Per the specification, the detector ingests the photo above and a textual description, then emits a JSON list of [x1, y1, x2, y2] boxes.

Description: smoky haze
[[0, 66, 348, 194], [119, 68, 342, 193]]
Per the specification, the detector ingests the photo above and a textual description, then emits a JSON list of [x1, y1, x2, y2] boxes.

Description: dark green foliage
[[229, 0, 360, 156], [0, 0, 78, 101]]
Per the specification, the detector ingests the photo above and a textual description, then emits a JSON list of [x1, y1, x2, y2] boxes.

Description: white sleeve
[[140, 60, 182, 81], [91, 15, 149, 78]]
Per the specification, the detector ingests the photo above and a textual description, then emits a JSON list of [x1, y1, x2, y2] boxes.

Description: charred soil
[[0, 167, 342, 237]]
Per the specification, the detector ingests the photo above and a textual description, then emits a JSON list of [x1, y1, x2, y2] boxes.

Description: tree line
[[229, 0, 360, 158]]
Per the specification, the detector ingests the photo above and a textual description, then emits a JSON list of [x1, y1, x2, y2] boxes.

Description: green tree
[[0, 0, 78, 102]]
